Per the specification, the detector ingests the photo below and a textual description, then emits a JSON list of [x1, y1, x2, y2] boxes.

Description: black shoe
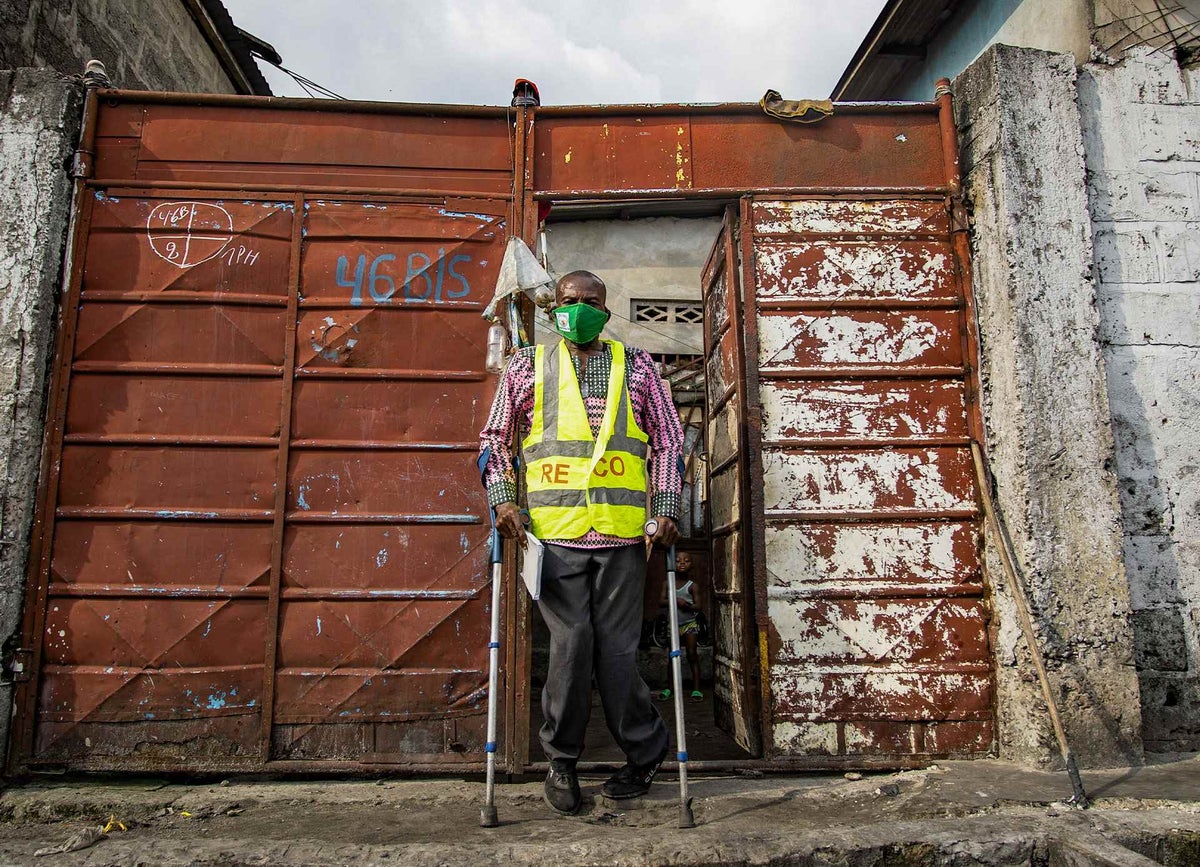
[[601, 749, 667, 800], [544, 759, 581, 815]]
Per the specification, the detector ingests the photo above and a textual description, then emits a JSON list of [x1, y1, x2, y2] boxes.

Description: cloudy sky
[[221, 0, 887, 105]]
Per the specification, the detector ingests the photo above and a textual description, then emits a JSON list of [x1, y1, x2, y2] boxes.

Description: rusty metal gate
[[737, 196, 991, 758], [9, 95, 517, 772], [12, 82, 992, 773], [701, 189, 990, 762]]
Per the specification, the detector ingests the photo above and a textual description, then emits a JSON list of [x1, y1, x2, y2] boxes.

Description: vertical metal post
[[258, 191, 304, 764]]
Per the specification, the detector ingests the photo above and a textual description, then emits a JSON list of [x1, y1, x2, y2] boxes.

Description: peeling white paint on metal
[[755, 241, 950, 300], [758, 313, 941, 367], [763, 523, 964, 587], [769, 598, 983, 663], [760, 382, 956, 439], [771, 667, 990, 714], [772, 721, 838, 753], [761, 449, 968, 513], [770, 598, 942, 661], [753, 199, 945, 235]]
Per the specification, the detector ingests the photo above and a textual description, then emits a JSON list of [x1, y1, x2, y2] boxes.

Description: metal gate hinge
[[2, 647, 33, 683]]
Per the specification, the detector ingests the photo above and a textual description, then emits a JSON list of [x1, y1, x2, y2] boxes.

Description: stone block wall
[[0, 68, 82, 764], [2, 0, 237, 93], [954, 44, 1144, 767], [1078, 48, 1200, 753]]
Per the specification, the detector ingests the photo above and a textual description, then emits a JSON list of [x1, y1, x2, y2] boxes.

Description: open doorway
[[523, 200, 755, 766]]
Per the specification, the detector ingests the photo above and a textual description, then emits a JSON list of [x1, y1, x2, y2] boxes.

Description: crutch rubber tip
[[679, 798, 695, 829], [480, 805, 499, 827]]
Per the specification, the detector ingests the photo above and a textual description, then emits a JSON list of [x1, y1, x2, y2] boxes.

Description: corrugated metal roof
[[832, 0, 964, 101]]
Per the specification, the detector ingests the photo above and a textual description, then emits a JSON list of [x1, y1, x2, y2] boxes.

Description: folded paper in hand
[[521, 531, 544, 600]]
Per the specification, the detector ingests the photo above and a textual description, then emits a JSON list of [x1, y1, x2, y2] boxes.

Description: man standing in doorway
[[479, 270, 684, 816]]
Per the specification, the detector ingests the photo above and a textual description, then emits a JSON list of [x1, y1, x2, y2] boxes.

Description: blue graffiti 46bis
[[337, 250, 471, 305]]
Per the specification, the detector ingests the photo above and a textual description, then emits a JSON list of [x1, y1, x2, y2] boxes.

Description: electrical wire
[[266, 61, 347, 100]]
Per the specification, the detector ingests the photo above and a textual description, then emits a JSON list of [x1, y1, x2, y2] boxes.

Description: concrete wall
[[537, 217, 718, 356], [1, 0, 237, 93], [895, 0, 1091, 101], [954, 44, 1144, 767], [0, 68, 82, 767], [1079, 47, 1200, 753]]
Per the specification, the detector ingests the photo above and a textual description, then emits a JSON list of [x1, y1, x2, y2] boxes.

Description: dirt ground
[[2, 756, 1200, 865]]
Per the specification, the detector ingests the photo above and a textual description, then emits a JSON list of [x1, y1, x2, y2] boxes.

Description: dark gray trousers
[[537, 542, 668, 767]]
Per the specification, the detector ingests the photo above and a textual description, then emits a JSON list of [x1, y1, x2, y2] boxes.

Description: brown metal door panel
[[37, 595, 265, 760], [756, 309, 964, 373], [43, 597, 265, 670], [751, 200, 951, 236], [702, 207, 762, 755], [286, 451, 482, 518], [687, 113, 944, 192], [73, 303, 286, 370], [761, 447, 976, 517], [22, 190, 295, 769], [533, 109, 946, 195], [65, 375, 282, 441], [15, 95, 520, 773], [266, 196, 501, 764], [770, 667, 993, 721], [272, 600, 485, 711], [759, 380, 968, 443], [57, 445, 277, 516], [763, 522, 981, 593], [753, 240, 958, 305], [51, 521, 272, 591], [82, 196, 294, 301], [748, 197, 994, 761], [300, 209, 502, 306], [283, 525, 484, 593], [294, 309, 485, 373], [770, 598, 990, 665], [122, 106, 513, 194], [706, 403, 740, 477], [291, 380, 488, 445]]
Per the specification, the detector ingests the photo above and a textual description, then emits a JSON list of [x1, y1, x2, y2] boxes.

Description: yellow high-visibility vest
[[523, 339, 649, 540]]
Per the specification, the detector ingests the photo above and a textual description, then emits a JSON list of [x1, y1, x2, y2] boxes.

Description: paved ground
[[2, 756, 1200, 865]]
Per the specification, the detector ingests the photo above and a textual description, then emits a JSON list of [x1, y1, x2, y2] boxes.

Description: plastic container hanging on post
[[485, 321, 510, 374]]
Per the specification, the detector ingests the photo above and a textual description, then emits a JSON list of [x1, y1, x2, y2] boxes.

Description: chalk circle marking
[[147, 201, 234, 269]]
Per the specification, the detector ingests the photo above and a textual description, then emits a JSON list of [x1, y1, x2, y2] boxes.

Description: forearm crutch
[[481, 507, 503, 827], [645, 519, 696, 829], [477, 449, 503, 828]]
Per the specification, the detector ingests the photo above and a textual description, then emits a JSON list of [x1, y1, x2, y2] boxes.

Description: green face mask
[[551, 302, 610, 344]]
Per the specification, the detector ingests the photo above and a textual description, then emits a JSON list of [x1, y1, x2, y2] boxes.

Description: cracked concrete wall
[[1, 0, 236, 93], [0, 68, 82, 767], [955, 45, 1144, 767], [1078, 47, 1200, 753]]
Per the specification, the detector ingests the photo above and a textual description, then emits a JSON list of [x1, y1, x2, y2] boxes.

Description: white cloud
[[224, 0, 886, 105]]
